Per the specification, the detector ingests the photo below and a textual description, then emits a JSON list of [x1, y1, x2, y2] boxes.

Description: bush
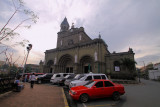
[[0, 74, 15, 94]]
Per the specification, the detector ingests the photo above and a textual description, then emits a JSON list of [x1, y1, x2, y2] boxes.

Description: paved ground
[[0, 83, 66, 107], [65, 79, 160, 107], [117, 79, 160, 107]]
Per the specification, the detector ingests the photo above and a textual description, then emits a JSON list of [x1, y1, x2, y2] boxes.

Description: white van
[[50, 73, 73, 84], [69, 73, 108, 88]]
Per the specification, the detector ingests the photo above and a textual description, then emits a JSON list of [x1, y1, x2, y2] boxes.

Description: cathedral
[[40, 17, 135, 75]]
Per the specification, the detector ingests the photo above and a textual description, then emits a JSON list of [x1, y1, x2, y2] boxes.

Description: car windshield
[[41, 74, 47, 77], [52, 74, 58, 78], [75, 74, 84, 80], [84, 81, 96, 88], [64, 75, 70, 79], [74, 74, 80, 79], [78, 75, 85, 79], [79, 76, 85, 81]]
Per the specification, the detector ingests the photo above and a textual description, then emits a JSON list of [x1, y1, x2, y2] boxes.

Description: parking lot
[[62, 79, 160, 107], [35, 73, 160, 107], [1, 78, 160, 107]]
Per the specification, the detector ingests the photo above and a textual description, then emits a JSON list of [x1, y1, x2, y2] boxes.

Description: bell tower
[[60, 17, 69, 32]]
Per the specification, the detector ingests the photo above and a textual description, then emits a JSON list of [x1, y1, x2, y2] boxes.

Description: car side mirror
[[93, 86, 96, 88]]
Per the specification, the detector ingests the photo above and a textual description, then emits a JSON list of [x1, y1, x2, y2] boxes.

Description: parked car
[[37, 73, 53, 84], [64, 74, 85, 87], [69, 79, 125, 103], [58, 74, 76, 86], [50, 73, 73, 84], [69, 73, 108, 88]]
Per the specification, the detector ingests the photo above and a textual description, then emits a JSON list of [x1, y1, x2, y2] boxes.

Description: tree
[[25, 65, 32, 73], [0, 0, 38, 52], [10, 65, 18, 74], [0, 0, 38, 71], [120, 58, 137, 73], [146, 63, 153, 70], [0, 0, 38, 43], [1, 64, 9, 70]]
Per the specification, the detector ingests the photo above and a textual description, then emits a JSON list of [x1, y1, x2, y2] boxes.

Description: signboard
[[115, 66, 120, 71]]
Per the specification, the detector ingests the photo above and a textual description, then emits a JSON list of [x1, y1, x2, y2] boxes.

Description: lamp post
[[23, 44, 32, 74]]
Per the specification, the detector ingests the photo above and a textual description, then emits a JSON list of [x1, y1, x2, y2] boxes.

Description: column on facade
[[74, 63, 78, 74]]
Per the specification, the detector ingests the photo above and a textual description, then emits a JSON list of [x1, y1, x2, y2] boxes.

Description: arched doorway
[[58, 54, 74, 73], [80, 55, 93, 73], [47, 60, 54, 73]]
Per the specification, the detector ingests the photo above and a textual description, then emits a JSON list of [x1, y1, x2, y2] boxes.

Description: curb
[[0, 91, 12, 98], [62, 88, 69, 107]]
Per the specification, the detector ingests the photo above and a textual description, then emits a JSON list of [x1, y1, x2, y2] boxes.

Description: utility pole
[[23, 44, 32, 74]]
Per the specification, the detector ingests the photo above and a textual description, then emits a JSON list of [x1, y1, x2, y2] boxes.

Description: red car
[[69, 79, 125, 103]]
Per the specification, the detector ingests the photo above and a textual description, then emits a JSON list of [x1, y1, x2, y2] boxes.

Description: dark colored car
[[58, 74, 76, 86], [37, 73, 53, 84]]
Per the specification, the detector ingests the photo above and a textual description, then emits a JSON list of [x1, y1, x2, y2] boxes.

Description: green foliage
[[25, 65, 32, 73], [10, 65, 18, 74], [121, 58, 137, 73], [146, 63, 153, 70], [0, 64, 9, 69]]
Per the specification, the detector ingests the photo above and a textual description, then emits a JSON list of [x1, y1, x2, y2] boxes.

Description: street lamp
[[23, 44, 32, 74]]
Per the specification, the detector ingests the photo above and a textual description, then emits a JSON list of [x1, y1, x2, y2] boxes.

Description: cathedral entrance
[[80, 55, 93, 73], [50, 68, 53, 73], [66, 67, 73, 73], [84, 65, 92, 73], [58, 54, 74, 73], [47, 60, 54, 73]]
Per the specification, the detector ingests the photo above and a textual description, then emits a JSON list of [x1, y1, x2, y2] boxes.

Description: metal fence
[[0, 74, 15, 94], [110, 73, 137, 80]]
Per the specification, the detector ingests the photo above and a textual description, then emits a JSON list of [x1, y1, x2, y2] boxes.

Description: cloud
[[27, 50, 44, 64], [136, 54, 160, 66], [1, 0, 160, 67], [83, 0, 160, 51]]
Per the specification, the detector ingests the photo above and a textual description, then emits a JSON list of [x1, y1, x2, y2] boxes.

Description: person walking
[[24, 75, 28, 82], [29, 73, 36, 88]]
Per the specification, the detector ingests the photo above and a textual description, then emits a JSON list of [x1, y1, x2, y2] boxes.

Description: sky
[[0, 0, 160, 68]]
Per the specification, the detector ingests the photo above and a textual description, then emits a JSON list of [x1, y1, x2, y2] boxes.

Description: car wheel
[[80, 94, 89, 103], [112, 92, 120, 101], [38, 80, 42, 84]]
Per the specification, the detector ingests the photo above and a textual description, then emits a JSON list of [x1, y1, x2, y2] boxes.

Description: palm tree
[[120, 58, 137, 73]]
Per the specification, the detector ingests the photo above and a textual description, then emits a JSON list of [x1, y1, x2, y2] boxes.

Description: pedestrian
[[24, 75, 28, 82], [14, 77, 24, 91], [29, 73, 36, 88]]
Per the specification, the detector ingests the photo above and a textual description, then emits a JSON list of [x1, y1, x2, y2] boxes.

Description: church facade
[[41, 18, 135, 75]]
